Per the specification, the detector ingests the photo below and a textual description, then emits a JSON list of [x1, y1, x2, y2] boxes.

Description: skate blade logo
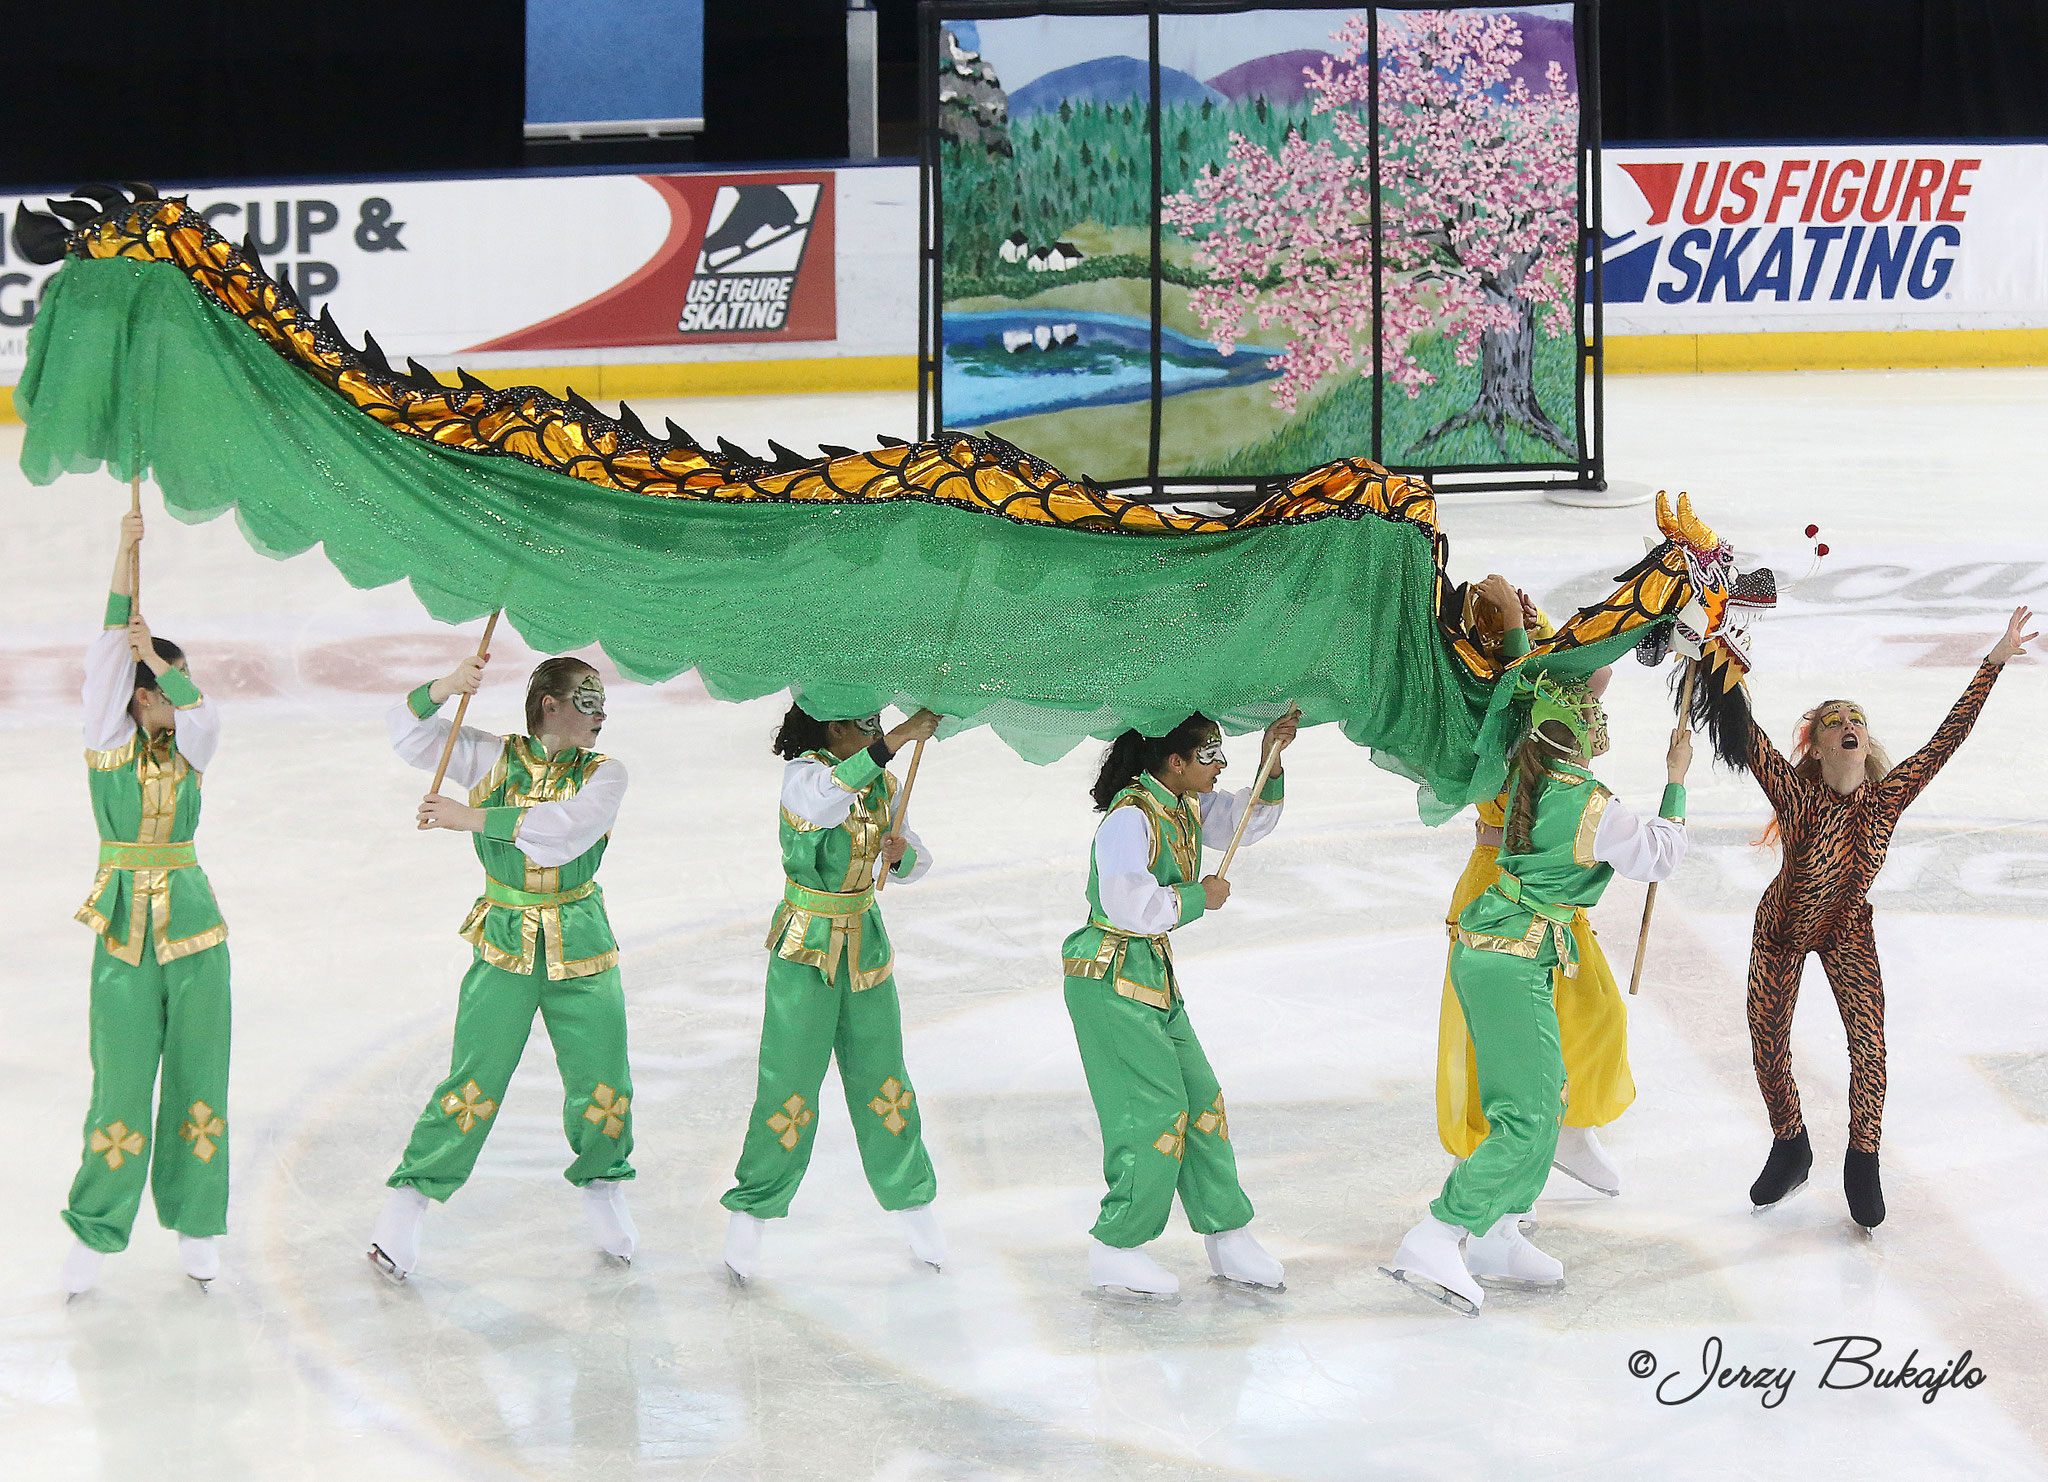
[[679, 184, 821, 335]]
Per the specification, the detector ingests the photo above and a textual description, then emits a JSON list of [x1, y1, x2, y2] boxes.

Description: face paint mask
[[852, 714, 884, 737], [569, 673, 607, 719], [1818, 705, 1866, 731], [1194, 734, 1226, 768]]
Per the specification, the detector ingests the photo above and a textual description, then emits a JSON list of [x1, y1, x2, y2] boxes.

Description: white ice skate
[[724, 1211, 765, 1285], [582, 1179, 637, 1262], [179, 1235, 221, 1288], [1089, 1238, 1179, 1301], [1204, 1225, 1285, 1290], [60, 1239, 106, 1298], [1463, 1212, 1564, 1290], [898, 1203, 947, 1272], [1381, 1215, 1484, 1316], [1552, 1125, 1621, 1197], [367, 1185, 430, 1281]]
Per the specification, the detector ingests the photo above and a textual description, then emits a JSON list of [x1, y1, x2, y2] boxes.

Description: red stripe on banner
[[465, 171, 836, 352]]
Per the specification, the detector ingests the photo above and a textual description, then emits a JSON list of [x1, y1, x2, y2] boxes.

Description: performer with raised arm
[[1743, 606, 2035, 1230], [1387, 590, 1690, 1316], [1064, 711, 1297, 1300], [1437, 576, 1634, 1197], [62, 511, 232, 1296], [721, 705, 946, 1283], [367, 650, 637, 1278]]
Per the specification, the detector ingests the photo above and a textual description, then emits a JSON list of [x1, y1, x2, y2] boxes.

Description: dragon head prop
[[1643, 491, 1778, 692], [1441, 491, 1775, 772]]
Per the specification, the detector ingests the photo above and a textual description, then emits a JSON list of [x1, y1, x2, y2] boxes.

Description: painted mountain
[[1204, 49, 1331, 106], [1199, 12, 1575, 111], [1009, 56, 1225, 117]]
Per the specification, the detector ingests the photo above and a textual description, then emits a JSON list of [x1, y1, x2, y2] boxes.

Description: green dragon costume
[[17, 186, 1772, 799]]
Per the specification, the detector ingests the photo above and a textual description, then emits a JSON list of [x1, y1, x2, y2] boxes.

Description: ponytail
[[771, 703, 834, 760], [1090, 713, 1214, 811], [1503, 718, 1580, 855]]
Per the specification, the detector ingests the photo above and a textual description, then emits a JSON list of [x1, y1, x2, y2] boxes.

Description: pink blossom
[[1161, 10, 1579, 411]]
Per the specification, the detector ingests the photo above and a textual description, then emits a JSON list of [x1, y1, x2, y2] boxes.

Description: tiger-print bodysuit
[[1746, 658, 2004, 1152]]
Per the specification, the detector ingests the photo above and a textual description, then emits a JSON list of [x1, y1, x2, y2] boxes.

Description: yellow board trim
[[1607, 328, 2048, 375]]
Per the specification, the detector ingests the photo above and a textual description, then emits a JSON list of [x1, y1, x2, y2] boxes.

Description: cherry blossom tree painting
[[1161, 9, 1581, 460]]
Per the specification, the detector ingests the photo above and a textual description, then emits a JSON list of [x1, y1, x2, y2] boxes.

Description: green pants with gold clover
[[1064, 976, 1253, 1247], [388, 953, 634, 1201], [723, 955, 935, 1218], [65, 939, 232, 1253], [1432, 940, 1567, 1235]]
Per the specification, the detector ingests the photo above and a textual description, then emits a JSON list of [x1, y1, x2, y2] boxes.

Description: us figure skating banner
[[924, 2, 1600, 492], [1601, 145, 2048, 335]]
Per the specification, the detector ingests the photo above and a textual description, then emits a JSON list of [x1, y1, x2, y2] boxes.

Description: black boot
[[1844, 1148, 1885, 1229], [1749, 1131, 1812, 1209]]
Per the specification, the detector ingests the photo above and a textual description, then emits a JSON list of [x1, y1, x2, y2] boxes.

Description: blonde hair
[[1504, 719, 1582, 856], [1755, 698, 1892, 847]]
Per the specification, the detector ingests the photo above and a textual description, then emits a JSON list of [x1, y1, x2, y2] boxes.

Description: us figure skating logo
[[679, 184, 822, 334]]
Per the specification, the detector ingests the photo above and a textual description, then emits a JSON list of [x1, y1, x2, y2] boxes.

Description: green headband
[[1517, 669, 1607, 757]]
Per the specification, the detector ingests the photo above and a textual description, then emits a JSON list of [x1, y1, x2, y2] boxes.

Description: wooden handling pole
[[1627, 660, 1697, 995], [128, 476, 142, 615], [425, 610, 501, 804], [1215, 705, 1298, 881], [876, 736, 927, 894]]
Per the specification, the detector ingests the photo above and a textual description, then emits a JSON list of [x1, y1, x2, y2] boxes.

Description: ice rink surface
[[3, 371, 2046, 1480]]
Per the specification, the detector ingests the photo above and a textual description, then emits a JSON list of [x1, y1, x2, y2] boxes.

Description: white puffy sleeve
[[1196, 781, 1283, 850], [169, 684, 221, 774], [507, 760, 628, 867], [1592, 794, 1688, 883], [883, 821, 933, 885], [83, 626, 139, 753], [782, 755, 865, 828], [389, 688, 503, 791], [1094, 809, 1201, 934]]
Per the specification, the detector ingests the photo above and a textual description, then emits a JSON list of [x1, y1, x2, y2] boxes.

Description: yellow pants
[[1437, 843, 1635, 1158]]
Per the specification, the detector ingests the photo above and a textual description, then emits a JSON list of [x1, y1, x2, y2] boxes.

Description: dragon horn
[[1655, 490, 1678, 541], [1675, 492, 1720, 549]]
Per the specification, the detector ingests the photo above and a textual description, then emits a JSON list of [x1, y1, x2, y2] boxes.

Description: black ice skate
[[1749, 1131, 1812, 1211], [1844, 1148, 1885, 1230]]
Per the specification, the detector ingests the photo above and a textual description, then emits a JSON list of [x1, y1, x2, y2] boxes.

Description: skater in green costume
[[722, 703, 945, 1282], [1065, 710, 1297, 1298], [1387, 578, 1692, 1315], [367, 650, 639, 1277], [61, 510, 231, 1296]]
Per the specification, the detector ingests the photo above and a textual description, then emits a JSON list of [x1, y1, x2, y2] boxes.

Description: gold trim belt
[[482, 877, 598, 910], [98, 840, 198, 870], [782, 880, 876, 917], [1064, 918, 1176, 1010]]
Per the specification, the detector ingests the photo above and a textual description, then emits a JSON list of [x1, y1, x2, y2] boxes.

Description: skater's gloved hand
[[1666, 726, 1693, 784], [429, 653, 490, 705], [885, 708, 943, 753], [1990, 604, 2037, 666], [417, 793, 484, 832], [1202, 873, 1232, 910], [880, 833, 909, 865]]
